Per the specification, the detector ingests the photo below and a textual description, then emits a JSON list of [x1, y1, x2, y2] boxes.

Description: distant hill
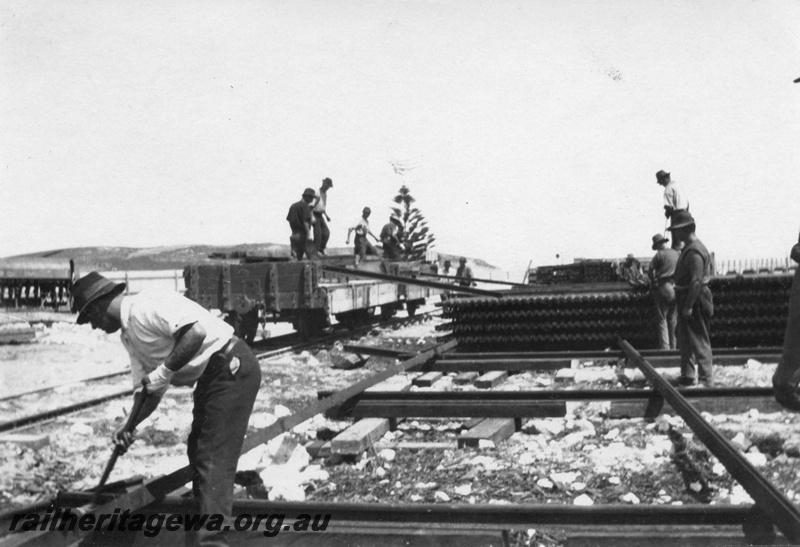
[[4, 245, 499, 272]]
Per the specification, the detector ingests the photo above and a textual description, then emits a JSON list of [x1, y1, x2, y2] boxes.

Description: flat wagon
[[183, 255, 438, 342]]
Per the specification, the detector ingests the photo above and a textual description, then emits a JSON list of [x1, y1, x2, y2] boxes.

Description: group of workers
[[286, 178, 407, 263], [60, 168, 799, 547], [613, 171, 712, 386], [646, 169, 800, 414]]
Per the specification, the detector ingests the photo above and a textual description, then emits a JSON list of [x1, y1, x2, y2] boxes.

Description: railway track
[[0, 309, 441, 435], [2, 332, 796, 546]]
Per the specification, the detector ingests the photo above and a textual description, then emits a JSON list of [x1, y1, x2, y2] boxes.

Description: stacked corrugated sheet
[[442, 274, 793, 351]]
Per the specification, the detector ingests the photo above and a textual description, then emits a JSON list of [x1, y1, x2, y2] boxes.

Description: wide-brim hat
[[71, 272, 126, 324], [656, 170, 670, 181], [666, 210, 695, 231], [651, 233, 669, 250], [303, 188, 316, 197]]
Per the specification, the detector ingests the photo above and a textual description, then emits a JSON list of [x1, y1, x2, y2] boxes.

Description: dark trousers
[[313, 214, 330, 253], [654, 280, 677, 350], [354, 236, 378, 261], [290, 232, 318, 260], [187, 340, 261, 546], [676, 297, 713, 384], [382, 241, 401, 260]]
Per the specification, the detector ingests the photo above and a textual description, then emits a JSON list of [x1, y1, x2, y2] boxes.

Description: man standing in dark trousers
[[287, 188, 318, 260], [70, 272, 261, 546], [346, 207, 380, 264], [648, 233, 680, 349], [656, 170, 689, 219], [379, 214, 403, 260], [312, 177, 333, 255], [667, 211, 714, 387]]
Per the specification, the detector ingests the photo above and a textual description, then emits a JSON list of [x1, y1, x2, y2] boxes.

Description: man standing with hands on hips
[[70, 271, 261, 546]]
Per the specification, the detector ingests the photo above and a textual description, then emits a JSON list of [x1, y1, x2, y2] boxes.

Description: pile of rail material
[[443, 273, 793, 351]]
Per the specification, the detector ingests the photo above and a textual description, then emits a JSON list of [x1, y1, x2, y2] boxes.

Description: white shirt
[[663, 181, 688, 211], [120, 291, 233, 389], [313, 187, 328, 214]]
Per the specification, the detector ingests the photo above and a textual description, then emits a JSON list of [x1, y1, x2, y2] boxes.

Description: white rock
[[573, 494, 594, 506], [536, 478, 554, 489], [604, 428, 620, 440], [550, 472, 579, 484], [608, 476, 621, 485], [748, 409, 760, 418], [621, 492, 640, 504], [712, 462, 727, 476], [305, 356, 320, 367], [269, 483, 306, 501], [454, 484, 472, 496], [730, 432, 749, 451], [478, 439, 496, 449], [434, 491, 451, 502], [238, 444, 270, 470], [690, 482, 703, 493], [69, 422, 93, 436], [571, 482, 586, 491], [299, 465, 330, 483], [527, 419, 566, 437], [379, 448, 396, 462], [745, 452, 768, 467], [410, 494, 423, 502], [644, 436, 673, 457], [561, 431, 593, 448], [376, 467, 387, 478], [519, 453, 537, 466], [555, 368, 576, 382], [273, 405, 292, 419], [745, 359, 762, 370], [727, 484, 755, 505]]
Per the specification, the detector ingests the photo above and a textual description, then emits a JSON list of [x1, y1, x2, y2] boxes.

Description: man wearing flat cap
[[70, 271, 261, 545], [312, 177, 333, 255], [287, 188, 319, 260], [648, 233, 680, 349], [656, 170, 689, 219], [668, 210, 714, 387]]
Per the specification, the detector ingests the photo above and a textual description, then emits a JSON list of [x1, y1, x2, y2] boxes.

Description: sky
[[1, 0, 799, 277]]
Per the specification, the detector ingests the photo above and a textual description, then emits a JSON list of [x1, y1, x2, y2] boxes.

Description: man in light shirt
[[312, 177, 333, 255], [70, 272, 261, 546], [656, 170, 689, 218]]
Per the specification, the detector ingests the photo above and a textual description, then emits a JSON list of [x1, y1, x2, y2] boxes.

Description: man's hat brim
[[75, 282, 126, 324]]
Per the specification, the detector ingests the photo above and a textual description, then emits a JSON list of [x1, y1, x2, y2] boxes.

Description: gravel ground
[[3, 315, 800, 547]]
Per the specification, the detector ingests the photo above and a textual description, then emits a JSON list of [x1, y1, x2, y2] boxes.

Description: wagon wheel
[[239, 309, 260, 345], [406, 301, 419, 317], [296, 310, 329, 341]]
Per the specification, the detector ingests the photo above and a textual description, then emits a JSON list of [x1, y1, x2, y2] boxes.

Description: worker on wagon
[[648, 233, 680, 350], [70, 272, 260, 546], [656, 170, 689, 219], [346, 207, 380, 264], [312, 177, 333, 255], [455, 257, 475, 287], [773, 232, 800, 410], [380, 213, 403, 260], [287, 188, 319, 260], [668, 210, 714, 387]]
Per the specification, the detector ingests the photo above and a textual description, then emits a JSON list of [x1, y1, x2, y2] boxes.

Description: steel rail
[[618, 338, 800, 543], [418, 271, 531, 288], [1, 339, 456, 547], [47, 495, 757, 527], [440, 347, 782, 360], [321, 264, 503, 298], [323, 387, 776, 418], [0, 370, 129, 403], [0, 387, 132, 434]]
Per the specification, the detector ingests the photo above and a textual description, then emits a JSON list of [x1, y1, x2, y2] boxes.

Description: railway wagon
[[183, 256, 437, 341], [0, 259, 72, 309]]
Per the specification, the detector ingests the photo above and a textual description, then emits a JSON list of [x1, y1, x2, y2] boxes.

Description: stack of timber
[[443, 273, 793, 351]]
